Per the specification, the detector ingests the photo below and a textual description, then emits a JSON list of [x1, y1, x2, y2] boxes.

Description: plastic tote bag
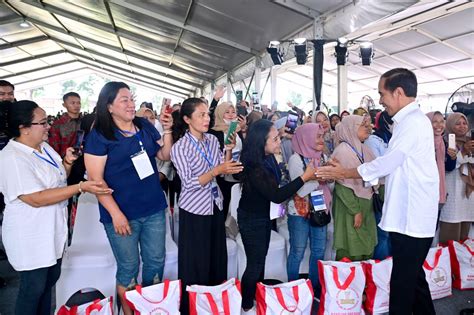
[[318, 260, 365, 315], [448, 238, 474, 290], [57, 297, 114, 315], [187, 278, 242, 315], [256, 279, 314, 315], [124, 280, 181, 315], [362, 258, 392, 315], [423, 246, 452, 300]]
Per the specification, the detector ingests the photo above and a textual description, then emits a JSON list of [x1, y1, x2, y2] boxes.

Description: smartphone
[[162, 98, 171, 110], [165, 104, 173, 114], [448, 133, 456, 149], [74, 129, 85, 156], [236, 90, 243, 104], [251, 92, 259, 105], [471, 129, 474, 140], [237, 105, 247, 117], [285, 113, 299, 134], [224, 121, 238, 145]]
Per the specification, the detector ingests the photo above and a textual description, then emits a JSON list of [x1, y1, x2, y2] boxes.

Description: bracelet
[[78, 181, 83, 194], [64, 159, 73, 166]]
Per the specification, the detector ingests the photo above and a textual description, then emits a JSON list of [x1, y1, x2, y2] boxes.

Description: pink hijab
[[426, 111, 447, 203], [291, 123, 332, 212], [331, 115, 376, 199]]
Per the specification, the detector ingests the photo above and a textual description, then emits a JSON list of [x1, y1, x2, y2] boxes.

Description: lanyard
[[188, 134, 214, 168], [341, 141, 364, 163], [34, 147, 62, 174], [120, 127, 144, 151]]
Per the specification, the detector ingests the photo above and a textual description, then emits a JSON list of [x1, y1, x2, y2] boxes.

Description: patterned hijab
[[331, 115, 376, 199], [212, 102, 241, 133], [446, 112, 474, 198]]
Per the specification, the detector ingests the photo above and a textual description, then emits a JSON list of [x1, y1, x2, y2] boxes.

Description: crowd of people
[[0, 67, 473, 315]]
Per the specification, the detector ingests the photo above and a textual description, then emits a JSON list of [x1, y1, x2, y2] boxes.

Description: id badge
[[131, 151, 155, 180], [232, 150, 241, 162], [310, 190, 327, 211]]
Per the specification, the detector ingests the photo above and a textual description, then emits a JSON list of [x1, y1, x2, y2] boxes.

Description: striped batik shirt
[[171, 131, 224, 215]]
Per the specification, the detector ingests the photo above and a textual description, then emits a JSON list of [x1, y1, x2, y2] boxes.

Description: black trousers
[[178, 206, 227, 315], [389, 232, 435, 315], [238, 209, 272, 310]]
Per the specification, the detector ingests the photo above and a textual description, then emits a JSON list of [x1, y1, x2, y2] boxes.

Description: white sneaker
[[241, 306, 256, 315]]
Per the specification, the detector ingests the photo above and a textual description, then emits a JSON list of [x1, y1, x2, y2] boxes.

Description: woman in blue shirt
[[84, 82, 173, 315]]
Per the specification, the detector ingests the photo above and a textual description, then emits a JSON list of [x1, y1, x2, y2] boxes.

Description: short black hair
[[0, 80, 14, 90], [63, 92, 81, 102], [381, 68, 417, 98], [7, 100, 38, 138]]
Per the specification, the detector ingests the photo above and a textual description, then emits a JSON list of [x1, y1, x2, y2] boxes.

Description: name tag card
[[131, 151, 155, 180], [270, 202, 286, 220], [310, 190, 327, 211]]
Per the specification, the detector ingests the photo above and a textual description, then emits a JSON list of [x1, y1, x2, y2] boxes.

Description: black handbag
[[372, 188, 383, 213], [309, 207, 331, 227], [299, 154, 331, 227]]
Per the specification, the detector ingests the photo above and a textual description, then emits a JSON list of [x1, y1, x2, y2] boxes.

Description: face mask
[[223, 119, 236, 125]]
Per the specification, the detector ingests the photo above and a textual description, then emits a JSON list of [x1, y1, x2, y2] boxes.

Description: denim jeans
[[286, 215, 326, 290], [104, 210, 166, 287], [238, 209, 272, 310], [373, 209, 391, 260], [16, 259, 62, 315]]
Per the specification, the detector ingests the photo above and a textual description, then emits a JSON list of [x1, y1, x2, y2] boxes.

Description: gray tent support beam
[[0, 50, 66, 67], [243, 73, 254, 101], [110, 0, 258, 55], [0, 60, 77, 79], [103, 0, 132, 70], [0, 16, 23, 25], [20, 0, 224, 70], [54, 39, 195, 92], [74, 57, 193, 96], [13, 67, 89, 86], [0, 35, 48, 50], [22, 16, 212, 84]]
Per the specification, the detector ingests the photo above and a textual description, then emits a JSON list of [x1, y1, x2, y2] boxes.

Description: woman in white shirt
[[0, 100, 110, 315]]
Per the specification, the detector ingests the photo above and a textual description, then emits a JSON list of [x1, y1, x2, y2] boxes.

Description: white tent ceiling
[[0, 0, 473, 106]]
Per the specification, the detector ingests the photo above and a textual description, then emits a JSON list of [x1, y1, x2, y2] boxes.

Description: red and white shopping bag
[[362, 258, 392, 315], [256, 279, 314, 315], [318, 260, 365, 315], [423, 246, 452, 300], [124, 280, 181, 315], [57, 297, 114, 315], [187, 278, 242, 315], [448, 238, 474, 290]]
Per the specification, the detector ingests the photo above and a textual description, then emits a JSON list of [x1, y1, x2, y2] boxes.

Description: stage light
[[360, 42, 374, 66], [334, 39, 348, 66], [293, 39, 307, 65], [19, 20, 30, 28], [267, 41, 283, 65]]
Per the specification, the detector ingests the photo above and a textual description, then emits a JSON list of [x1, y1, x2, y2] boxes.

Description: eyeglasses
[[30, 121, 49, 127]]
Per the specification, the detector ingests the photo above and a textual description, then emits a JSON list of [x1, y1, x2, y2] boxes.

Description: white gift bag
[[423, 246, 452, 300], [124, 280, 181, 314], [256, 279, 314, 315], [362, 258, 392, 314], [318, 260, 365, 315], [187, 278, 242, 315], [448, 238, 474, 290], [56, 297, 114, 315]]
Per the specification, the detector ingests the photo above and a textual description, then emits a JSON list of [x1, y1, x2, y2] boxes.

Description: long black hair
[[7, 100, 38, 138], [240, 119, 274, 185], [94, 81, 142, 140], [373, 110, 393, 143], [172, 97, 206, 140]]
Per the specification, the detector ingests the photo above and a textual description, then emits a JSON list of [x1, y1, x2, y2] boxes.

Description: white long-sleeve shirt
[[357, 102, 439, 238]]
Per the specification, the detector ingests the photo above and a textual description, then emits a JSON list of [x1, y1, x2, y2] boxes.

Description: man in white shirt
[[317, 68, 438, 314]]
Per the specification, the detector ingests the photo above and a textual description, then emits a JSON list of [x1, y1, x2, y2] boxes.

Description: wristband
[[78, 181, 83, 194]]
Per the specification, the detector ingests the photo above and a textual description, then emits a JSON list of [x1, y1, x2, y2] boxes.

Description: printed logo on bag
[[336, 289, 360, 310], [430, 268, 447, 287], [148, 307, 170, 315]]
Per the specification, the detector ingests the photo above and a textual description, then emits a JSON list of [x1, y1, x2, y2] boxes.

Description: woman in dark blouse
[[237, 119, 318, 312]]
